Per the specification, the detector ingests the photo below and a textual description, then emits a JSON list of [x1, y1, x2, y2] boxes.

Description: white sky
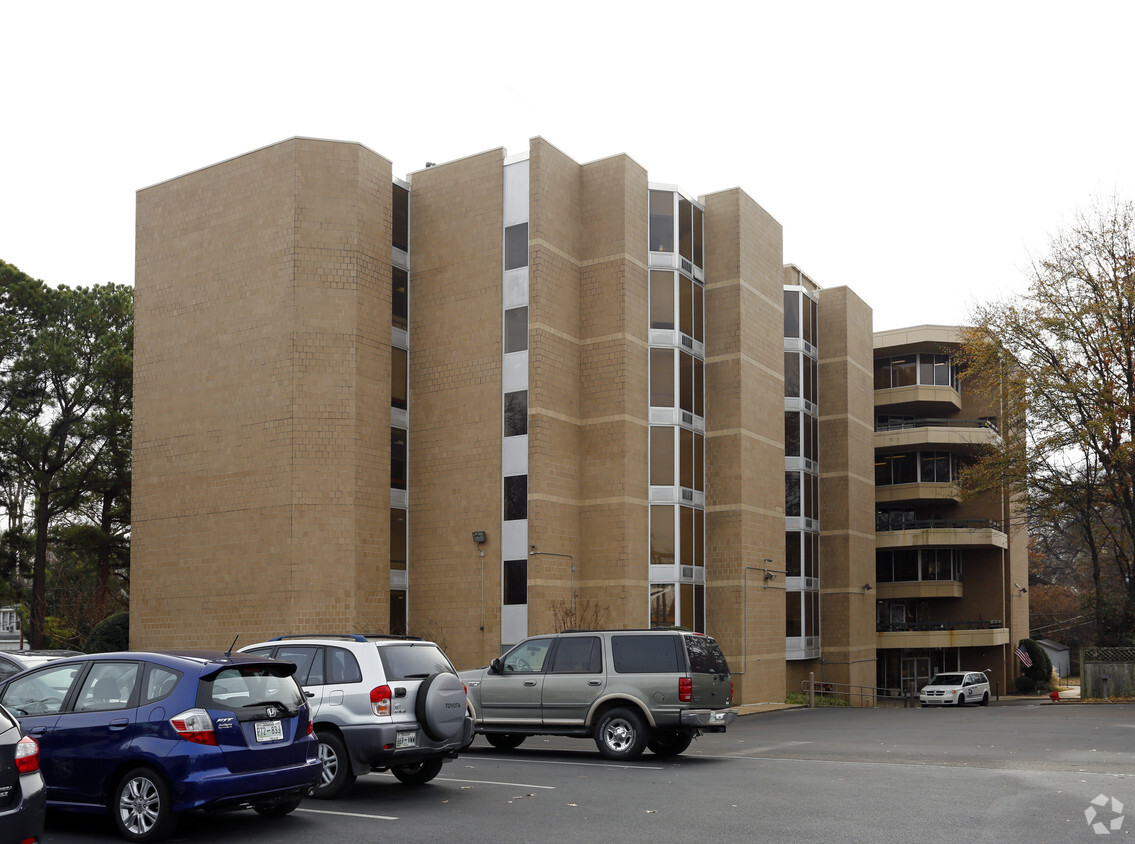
[[2, 1, 1132, 331]]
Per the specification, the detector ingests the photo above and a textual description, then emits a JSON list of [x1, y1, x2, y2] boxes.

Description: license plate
[[255, 720, 284, 743], [396, 732, 416, 748]]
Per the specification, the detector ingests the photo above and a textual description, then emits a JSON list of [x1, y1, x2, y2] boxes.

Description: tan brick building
[[133, 137, 1025, 705]]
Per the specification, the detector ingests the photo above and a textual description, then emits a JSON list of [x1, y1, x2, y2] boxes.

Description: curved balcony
[[875, 418, 1001, 452], [874, 384, 961, 414], [876, 619, 1008, 649], [876, 518, 1007, 550], [876, 482, 961, 504], [876, 580, 964, 600]]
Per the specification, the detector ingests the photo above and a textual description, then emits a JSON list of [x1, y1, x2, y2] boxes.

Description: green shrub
[[1015, 674, 1036, 694], [786, 691, 849, 707], [1019, 638, 1053, 691], [85, 611, 129, 653]]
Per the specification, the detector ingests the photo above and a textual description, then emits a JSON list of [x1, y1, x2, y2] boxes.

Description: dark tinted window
[[611, 635, 680, 674], [504, 475, 527, 521], [325, 648, 362, 684], [378, 644, 454, 680], [198, 665, 304, 711], [550, 637, 601, 674], [684, 635, 730, 675], [392, 184, 409, 252], [505, 223, 528, 270]]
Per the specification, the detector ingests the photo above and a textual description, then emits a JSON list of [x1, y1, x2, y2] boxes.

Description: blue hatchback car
[[0, 650, 321, 842]]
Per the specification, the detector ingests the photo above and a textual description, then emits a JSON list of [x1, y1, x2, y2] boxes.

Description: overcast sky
[[3, 2, 1132, 331]]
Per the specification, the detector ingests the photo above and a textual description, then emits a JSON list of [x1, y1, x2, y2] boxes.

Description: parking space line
[[297, 807, 399, 821], [368, 771, 556, 789], [471, 757, 664, 771]]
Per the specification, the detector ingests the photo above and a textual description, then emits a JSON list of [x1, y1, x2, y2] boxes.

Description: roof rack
[[267, 633, 425, 643]]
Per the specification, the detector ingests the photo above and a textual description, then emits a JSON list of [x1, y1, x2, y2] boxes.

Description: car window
[[0, 654, 22, 682], [549, 637, 601, 674], [611, 635, 680, 674], [143, 665, 182, 703], [379, 644, 453, 680], [198, 665, 305, 710], [276, 646, 323, 685], [75, 662, 140, 712], [501, 638, 553, 674], [325, 647, 362, 684], [928, 674, 964, 686], [685, 635, 730, 674], [2, 662, 83, 716]]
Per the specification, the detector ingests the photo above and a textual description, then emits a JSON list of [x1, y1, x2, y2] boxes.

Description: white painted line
[[475, 757, 664, 771], [297, 807, 399, 821], [367, 771, 556, 789]]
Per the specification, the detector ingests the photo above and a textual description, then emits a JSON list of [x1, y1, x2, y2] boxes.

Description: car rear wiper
[[401, 673, 431, 679], [243, 700, 293, 715]]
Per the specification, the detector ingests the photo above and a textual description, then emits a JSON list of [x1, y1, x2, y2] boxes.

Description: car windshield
[[378, 644, 454, 680], [928, 674, 965, 686], [198, 665, 304, 710]]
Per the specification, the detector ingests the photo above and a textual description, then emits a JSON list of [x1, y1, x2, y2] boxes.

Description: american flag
[[1014, 646, 1033, 668]]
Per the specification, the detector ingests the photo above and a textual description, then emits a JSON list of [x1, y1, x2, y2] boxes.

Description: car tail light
[[14, 735, 39, 773], [170, 708, 218, 745], [371, 685, 392, 717], [679, 677, 692, 702], [730, 680, 734, 703], [307, 719, 314, 735]]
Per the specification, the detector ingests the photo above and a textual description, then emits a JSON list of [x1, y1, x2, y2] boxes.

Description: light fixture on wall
[[862, 583, 873, 593], [1014, 582, 1027, 595]]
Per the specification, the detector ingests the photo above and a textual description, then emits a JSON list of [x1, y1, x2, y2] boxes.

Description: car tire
[[315, 730, 356, 799], [646, 731, 693, 758], [114, 767, 178, 843], [980, 692, 990, 706], [485, 732, 527, 750], [956, 693, 965, 707], [594, 707, 647, 761], [391, 758, 444, 785], [254, 795, 304, 817], [416, 672, 467, 742]]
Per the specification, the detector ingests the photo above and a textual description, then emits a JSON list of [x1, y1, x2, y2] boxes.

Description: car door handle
[[524, 680, 537, 687], [588, 680, 601, 686], [305, 690, 315, 698], [108, 718, 129, 730], [29, 726, 50, 735]]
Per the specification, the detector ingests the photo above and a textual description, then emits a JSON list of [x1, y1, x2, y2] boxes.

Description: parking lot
[[42, 701, 1135, 843]]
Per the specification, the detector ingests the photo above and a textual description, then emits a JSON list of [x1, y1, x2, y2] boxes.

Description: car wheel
[[315, 731, 356, 799], [254, 795, 303, 817], [485, 732, 527, 750], [646, 731, 693, 758], [391, 758, 444, 785], [956, 693, 965, 707], [415, 672, 467, 742], [594, 707, 647, 761], [980, 692, 990, 706], [114, 767, 178, 843]]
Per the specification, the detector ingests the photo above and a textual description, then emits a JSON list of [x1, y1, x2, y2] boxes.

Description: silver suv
[[242, 634, 473, 797], [460, 630, 737, 760]]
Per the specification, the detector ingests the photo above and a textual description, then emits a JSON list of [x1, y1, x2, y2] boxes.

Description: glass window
[[785, 353, 800, 398], [786, 593, 802, 636], [143, 665, 181, 703], [379, 644, 454, 679], [650, 427, 674, 485], [76, 662, 139, 712], [806, 415, 818, 463], [804, 356, 817, 405], [3, 662, 82, 716], [876, 551, 893, 583], [784, 291, 800, 339], [785, 412, 800, 456], [650, 348, 674, 408], [391, 346, 407, 410], [786, 531, 802, 577], [652, 585, 676, 630], [679, 352, 694, 414], [391, 427, 407, 490], [679, 274, 693, 338], [505, 223, 528, 270], [550, 637, 601, 673], [679, 428, 695, 489], [804, 472, 816, 520], [390, 509, 407, 571], [692, 205, 704, 267], [650, 271, 675, 330], [808, 297, 818, 347], [503, 638, 553, 673], [326, 648, 363, 684], [504, 390, 527, 437], [385, 600, 410, 644], [694, 432, 704, 493], [785, 472, 801, 517], [894, 549, 918, 581], [874, 358, 892, 391], [503, 475, 527, 521], [891, 357, 916, 387], [802, 293, 812, 345], [503, 559, 527, 605], [694, 358, 704, 418], [804, 591, 819, 637], [679, 505, 694, 567], [678, 198, 693, 261], [199, 665, 304, 709], [392, 184, 409, 252], [804, 531, 817, 578], [649, 190, 674, 252], [505, 307, 528, 354], [390, 590, 406, 635], [392, 267, 408, 331], [693, 509, 704, 567], [612, 634, 681, 672], [693, 283, 703, 344], [275, 646, 321, 686], [651, 504, 675, 565]]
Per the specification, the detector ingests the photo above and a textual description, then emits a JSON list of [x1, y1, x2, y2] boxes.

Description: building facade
[[132, 137, 1024, 705]]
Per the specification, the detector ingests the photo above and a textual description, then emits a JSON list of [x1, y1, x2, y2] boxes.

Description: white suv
[[241, 634, 473, 797], [919, 671, 991, 707]]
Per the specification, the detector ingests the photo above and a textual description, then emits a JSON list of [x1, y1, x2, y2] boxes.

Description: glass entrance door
[[901, 657, 930, 697]]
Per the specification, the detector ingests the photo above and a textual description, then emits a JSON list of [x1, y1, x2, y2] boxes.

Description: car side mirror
[[489, 658, 503, 675]]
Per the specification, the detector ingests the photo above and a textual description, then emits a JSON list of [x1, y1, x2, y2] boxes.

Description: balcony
[[876, 518, 1007, 550], [875, 418, 1001, 452], [876, 580, 964, 600], [874, 385, 961, 414], [876, 482, 961, 504], [876, 619, 1009, 649]]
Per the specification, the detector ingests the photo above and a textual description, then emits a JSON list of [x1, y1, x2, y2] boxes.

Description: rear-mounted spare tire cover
[[416, 672, 467, 742]]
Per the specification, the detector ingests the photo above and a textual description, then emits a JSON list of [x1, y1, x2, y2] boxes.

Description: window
[[275, 646, 322, 685], [651, 504, 675, 565], [3, 663, 81, 716], [392, 267, 408, 330], [679, 352, 694, 414], [391, 428, 407, 490], [786, 531, 802, 577], [391, 346, 408, 409], [649, 190, 674, 252], [550, 637, 601, 673], [785, 412, 801, 456], [504, 390, 527, 437], [326, 648, 363, 684], [502, 638, 553, 673], [692, 205, 704, 268], [504, 475, 527, 521], [650, 427, 674, 485], [678, 197, 693, 261], [650, 583, 675, 626], [503, 559, 527, 605], [785, 472, 801, 517], [650, 271, 675, 329], [786, 593, 802, 636], [785, 352, 800, 398], [143, 665, 181, 703], [611, 634, 680, 673], [392, 184, 409, 252], [505, 223, 528, 270], [390, 509, 407, 570], [505, 307, 528, 354], [650, 348, 675, 407], [76, 662, 139, 712], [679, 273, 693, 337], [390, 590, 406, 635]]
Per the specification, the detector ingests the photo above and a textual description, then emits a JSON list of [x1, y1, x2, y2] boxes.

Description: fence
[[1081, 647, 1135, 699]]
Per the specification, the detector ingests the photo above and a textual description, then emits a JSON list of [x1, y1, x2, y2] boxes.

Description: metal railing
[[876, 517, 1003, 532], [875, 417, 998, 432], [803, 675, 1002, 708], [876, 619, 1003, 633]]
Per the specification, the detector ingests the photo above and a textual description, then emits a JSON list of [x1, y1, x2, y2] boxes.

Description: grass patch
[[786, 692, 849, 707]]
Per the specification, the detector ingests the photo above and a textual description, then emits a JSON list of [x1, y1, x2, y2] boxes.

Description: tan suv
[[459, 630, 736, 760]]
